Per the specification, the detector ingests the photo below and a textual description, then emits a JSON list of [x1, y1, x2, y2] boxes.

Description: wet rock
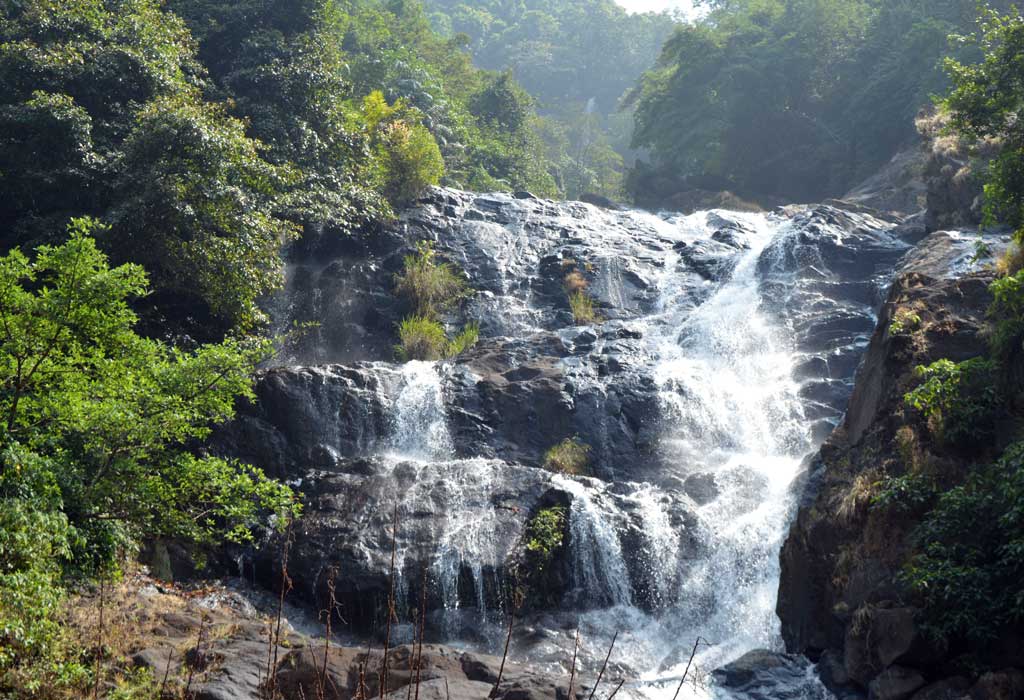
[[844, 606, 938, 686], [778, 266, 995, 658], [911, 678, 971, 700], [714, 650, 828, 700], [683, 472, 719, 505], [968, 670, 1024, 700], [868, 666, 926, 700]]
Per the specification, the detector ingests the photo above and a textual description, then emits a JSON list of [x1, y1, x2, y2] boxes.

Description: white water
[[534, 212, 816, 698], [386, 360, 454, 461], [361, 206, 839, 699]]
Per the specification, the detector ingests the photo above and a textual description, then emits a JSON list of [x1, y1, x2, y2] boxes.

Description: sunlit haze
[[614, 0, 700, 17]]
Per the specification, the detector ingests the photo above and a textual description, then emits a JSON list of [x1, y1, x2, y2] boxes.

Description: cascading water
[[254, 190, 909, 700], [387, 360, 454, 461]]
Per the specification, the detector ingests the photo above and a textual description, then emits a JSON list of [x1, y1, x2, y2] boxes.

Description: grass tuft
[[543, 438, 591, 475]]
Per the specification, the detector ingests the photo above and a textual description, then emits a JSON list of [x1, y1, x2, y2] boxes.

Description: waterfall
[[387, 360, 454, 461], [258, 190, 905, 699]]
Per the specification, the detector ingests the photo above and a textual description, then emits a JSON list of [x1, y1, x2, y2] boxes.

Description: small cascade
[[386, 361, 453, 461], [554, 475, 635, 609]]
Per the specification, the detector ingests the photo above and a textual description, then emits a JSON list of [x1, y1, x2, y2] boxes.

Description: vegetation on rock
[[543, 438, 591, 475], [395, 242, 469, 318], [393, 241, 477, 361]]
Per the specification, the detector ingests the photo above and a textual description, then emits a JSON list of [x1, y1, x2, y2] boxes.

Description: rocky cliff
[[776, 227, 1020, 700]]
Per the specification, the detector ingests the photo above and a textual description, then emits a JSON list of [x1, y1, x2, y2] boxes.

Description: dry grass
[[996, 244, 1024, 276], [563, 270, 589, 294], [836, 470, 883, 525], [543, 438, 591, 475], [568, 291, 600, 325]]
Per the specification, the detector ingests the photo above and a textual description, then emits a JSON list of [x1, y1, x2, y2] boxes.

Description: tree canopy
[[627, 0, 1018, 205]]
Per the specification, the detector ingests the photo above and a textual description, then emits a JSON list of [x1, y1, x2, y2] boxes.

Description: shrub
[[394, 242, 468, 319], [904, 357, 1002, 449], [525, 507, 567, 558], [379, 119, 445, 206], [543, 438, 591, 475], [873, 473, 936, 514], [395, 316, 448, 361], [446, 322, 480, 358], [903, 442, 1024, 645], [989, 270, 1024, 371], [889, 310, 922, 337], [568, 290, 600, 326]]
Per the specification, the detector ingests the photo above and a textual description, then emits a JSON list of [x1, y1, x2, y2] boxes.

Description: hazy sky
[[614, 0, 700, 17]]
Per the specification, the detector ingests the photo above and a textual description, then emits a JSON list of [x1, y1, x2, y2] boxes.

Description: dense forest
[[2, 0, 1024, 696], [629, 0, 1020, 205], [423, 0, 678, 198]]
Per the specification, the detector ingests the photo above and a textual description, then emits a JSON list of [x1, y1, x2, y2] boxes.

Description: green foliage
[[446, 322, 480, 358], [873, 473, 936, 514], [0, 449, 73, 681], [394, 241, 468, 319], [989, 265, 1024, 374], [424, 0, 676, 199], [0, 0, 301, 332], [112, 97, 299, 329], [943, 8, 1024, 239], [543, 438, 591, 476], [904, 357, 1002, 449], [568, 291, 601, 326], [889, 310, 922, 337], [393, 241, 478, 361], [0, 223, 296, 568], [628, 0, 1016, 205], [352, 92, 445, 205], [904, 442, 1024, 645], [525, 506, 567, 557], [394, 317, 479, 361], [395, 316, 449, 361]]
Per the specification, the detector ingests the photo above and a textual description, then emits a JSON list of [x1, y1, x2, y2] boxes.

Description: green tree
[[944, 7, 1024, 237], [0, 220, 295, 568], [0, 0, 298, 332]]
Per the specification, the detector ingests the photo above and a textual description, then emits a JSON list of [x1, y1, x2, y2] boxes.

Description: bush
[[989, 270, 1024, 370], [904, 357, 1002, 449], [394, 241, 468, 319], [568, 291, 600, 326], [395, 318, 480, 362], [904, 442, 1024, 645], [543, 438, 591, 475], [889, 310, 922, 336], [446, 322, 480, 358], [525, 507, 567, 558], [395, 316, 449, 361], [873, 473, 936, 514]]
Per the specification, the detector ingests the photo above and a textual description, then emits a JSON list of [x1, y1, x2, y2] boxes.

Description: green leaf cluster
[[904, 357, 1002, 450], [0, 221, 296, 567], [944, 7, 1024, 238], [904, 442, 1024, 645]]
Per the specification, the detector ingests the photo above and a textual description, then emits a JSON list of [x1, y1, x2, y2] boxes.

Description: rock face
[[109, 574, 577, 700], [206, 187, 957, 690], [775, 227, 1014, 694]]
